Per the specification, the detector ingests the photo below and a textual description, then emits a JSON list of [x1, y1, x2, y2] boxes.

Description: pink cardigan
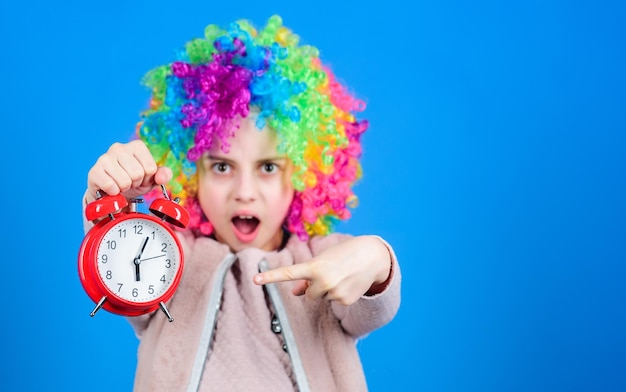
[[89, 221, 401, 391]]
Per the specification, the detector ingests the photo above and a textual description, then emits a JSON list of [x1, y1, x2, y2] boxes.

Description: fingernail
[[254, 274, 263, 284]]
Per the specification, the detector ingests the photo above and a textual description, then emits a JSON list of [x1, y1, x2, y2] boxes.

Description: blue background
[[1, 0, 625, 391]]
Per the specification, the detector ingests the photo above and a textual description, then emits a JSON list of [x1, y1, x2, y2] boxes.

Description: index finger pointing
[[253, 263, 311, 285]]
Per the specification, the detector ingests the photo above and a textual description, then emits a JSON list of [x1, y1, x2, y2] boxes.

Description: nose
[[234, 169, 258, 203]]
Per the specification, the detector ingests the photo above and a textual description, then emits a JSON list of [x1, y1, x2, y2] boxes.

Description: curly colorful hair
[[136, 15, 368, 240]]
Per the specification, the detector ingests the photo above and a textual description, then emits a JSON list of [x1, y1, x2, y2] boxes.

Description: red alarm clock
[[78, 185, 189, 322]]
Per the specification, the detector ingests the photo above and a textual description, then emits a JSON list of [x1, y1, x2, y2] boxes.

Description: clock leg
[[90, 296, 107, 317], [159, 302, 174, 322]]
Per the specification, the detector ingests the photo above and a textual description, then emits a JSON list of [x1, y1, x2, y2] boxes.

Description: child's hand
[[253, 236, 392, 306], [86, 140, 173, 203]]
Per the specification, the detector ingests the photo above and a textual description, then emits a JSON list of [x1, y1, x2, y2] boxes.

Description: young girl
[[83, 15, 401, 392]]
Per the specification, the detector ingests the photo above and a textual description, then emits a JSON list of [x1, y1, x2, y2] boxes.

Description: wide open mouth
[[231, 215, 260, 235]]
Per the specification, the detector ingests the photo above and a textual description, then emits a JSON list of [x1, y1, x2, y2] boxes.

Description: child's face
[[196, 117, 295, 252]]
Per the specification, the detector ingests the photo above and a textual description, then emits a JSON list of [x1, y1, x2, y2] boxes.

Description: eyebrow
[[205, 155, 289, 164], [205, 154, 233, 164]]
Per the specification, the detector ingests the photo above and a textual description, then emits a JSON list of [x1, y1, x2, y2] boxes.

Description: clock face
[[95, 217, 182, 303]]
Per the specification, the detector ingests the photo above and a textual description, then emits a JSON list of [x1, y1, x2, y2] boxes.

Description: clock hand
[[140, 254, 166, 262], [134, 237, 150, 281], [135, 260, 140, 282]]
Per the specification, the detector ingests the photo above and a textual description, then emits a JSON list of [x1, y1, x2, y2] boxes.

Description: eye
[[261, 162, 278, 174], [211, 162, 231, 174]]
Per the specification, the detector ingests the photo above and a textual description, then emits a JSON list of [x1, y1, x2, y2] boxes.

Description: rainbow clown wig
[[137, 15, 368, 240]]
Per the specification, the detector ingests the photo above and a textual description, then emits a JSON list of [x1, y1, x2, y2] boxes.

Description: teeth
[[238, 215, 253, 219]]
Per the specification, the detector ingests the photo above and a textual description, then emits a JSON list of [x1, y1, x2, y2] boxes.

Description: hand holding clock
[[80, 140, 188, 320], [86, 140, 173, 204]]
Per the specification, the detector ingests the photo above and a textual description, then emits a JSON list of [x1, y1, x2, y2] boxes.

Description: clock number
[[151, 231, 156, 240], [148, 285, 155, 295], [106, 240, 117, 250], [134, 225, 143, 235], [106, 270, 112, 279], [132, 288, 138, 297], [161, 243, 168, 252], [117, 283, 123, 292], [160, 275, 166, 283], [118, 228, 127, 238], [101, 254, 108, 264], [165, 259, 171, 268]]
